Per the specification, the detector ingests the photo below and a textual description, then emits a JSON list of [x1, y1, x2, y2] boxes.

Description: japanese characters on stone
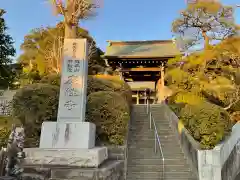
[[64, 100, 77, 110], [67, 59, 81, 73], [63, 41, 84, 111]]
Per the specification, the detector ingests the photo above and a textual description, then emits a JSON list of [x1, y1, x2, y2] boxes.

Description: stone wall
[[161, 104, 240, 180], [0, 90, 16, 116]]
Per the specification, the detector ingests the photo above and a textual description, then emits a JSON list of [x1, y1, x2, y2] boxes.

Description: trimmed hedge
[[180, 102, 232, 149], [90, 75, 132, 106], [11, 74, 131, 147], [40, 74, 132, 106], [86, 91, 130, 145], [0, 127, 10, 148], [11, 83, 59, 147], [40, 74, 61, 86]]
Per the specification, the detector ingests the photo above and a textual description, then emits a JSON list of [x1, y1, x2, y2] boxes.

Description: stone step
[[129, 127, 172, 133], [128, 150, 184, 158], [129, 130, 175, 137], [127, 140, 183, 149], [130, 134, 176, 139], [131, 121, 170, 126], [127, 164, 191, 173], [128, 158, 191, 166], [22, 173, 45, 180], [126, 171, 196, 180]]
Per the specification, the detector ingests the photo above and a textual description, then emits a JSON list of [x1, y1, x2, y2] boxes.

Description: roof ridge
[[107, 40, 173, 45]]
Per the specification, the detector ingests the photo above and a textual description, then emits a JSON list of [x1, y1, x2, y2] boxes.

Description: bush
[[91, 75, 132, 105], [230, 111, 240, 123], [40, 73, 61, 86], [0, 127, 10, 148], [40, 74, 132, 106], [86, 91, 130, 145], [180, 102, 232, 149], [12, 74, 132, 147], [11, 83, 59, 147], [228, 100, 240, 113]]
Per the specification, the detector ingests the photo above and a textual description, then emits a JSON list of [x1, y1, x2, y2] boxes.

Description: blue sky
[[1, 0, 240, 59]]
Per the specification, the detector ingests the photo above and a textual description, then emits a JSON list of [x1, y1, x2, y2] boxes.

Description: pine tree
[[0, 9, 16, 89]]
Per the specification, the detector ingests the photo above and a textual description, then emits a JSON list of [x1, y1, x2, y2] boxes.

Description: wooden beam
[[120, 67, 160, 72]]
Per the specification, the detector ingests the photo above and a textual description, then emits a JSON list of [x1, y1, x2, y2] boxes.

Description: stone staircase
[[126, 104, 197, 180]]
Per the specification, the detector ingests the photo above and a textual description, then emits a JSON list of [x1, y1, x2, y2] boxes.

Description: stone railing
[[161, 104, 240, 180]]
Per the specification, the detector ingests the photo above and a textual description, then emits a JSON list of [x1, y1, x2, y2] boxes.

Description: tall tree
[[172, 1, 238, 51], [0, 9, 16, 89], [167, 35, 240, 107], [50, 0, 99, 38]]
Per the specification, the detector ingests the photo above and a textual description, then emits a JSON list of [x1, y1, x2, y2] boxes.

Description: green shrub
[[86, 91, 130, 145], [13, 74, 131, 147], [0, 127, 10, 148], [180, 102, 232, 149], [40, 73, 61, 86], [11, 83, 59, 147], [228, 100, 240, 113], [89, 75, 132, 106], [40, 74, 132, 106]]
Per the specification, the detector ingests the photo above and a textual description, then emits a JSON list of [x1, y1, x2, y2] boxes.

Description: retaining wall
[[160, 104, 240, 180]]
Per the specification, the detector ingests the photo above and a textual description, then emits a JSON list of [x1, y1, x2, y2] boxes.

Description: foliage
[[180, 102, 232, 149], [12, 74, 131, 146], [0, 127, 10, 147], [0, 9, 16, 89], [11, 83, 59, 147], [230, 111, 240, 123], [0, 116, 21, 148], [172, 1, 238, 50], [40, 73, 61, 86], [166, 39, 239, 107], [92, 75, 132, 105], [18, 22, 105, 75], [40, 74, 132, 106], [86, 91, 130, 145]]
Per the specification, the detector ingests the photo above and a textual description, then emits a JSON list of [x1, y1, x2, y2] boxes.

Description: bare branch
[[50, 0, 66, 15]]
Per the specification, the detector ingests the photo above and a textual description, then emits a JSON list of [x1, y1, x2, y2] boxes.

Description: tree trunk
[[64, 23, 77, 39], [202, 31, 210, 50]]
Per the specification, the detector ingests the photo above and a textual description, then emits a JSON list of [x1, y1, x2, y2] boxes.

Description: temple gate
[[103, 40, 181, 104]]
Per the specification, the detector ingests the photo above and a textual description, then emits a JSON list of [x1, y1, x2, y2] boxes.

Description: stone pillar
[[136, 91, 139, 105], [156, 62, 172, 103], [40, 39, 95, 149], [119, 64, 123, 80]]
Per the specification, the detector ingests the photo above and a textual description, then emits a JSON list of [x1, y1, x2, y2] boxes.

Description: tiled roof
[[104, 40, 182, 58]]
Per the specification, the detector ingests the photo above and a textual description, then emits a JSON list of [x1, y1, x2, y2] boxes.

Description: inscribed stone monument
[[39, 39, 96, 149]]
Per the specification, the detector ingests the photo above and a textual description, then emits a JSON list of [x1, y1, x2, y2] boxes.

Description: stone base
[[40, 122, 95, 149], [23, 147, 108, 167]]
